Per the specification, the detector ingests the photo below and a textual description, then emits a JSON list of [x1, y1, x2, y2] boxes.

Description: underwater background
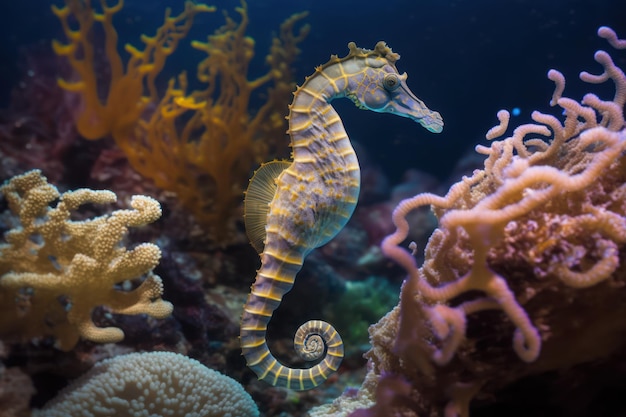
[[2, 0, 624, 183], [0, 0, 626, 416]]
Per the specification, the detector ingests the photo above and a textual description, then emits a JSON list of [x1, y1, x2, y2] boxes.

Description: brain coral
[[34, 351, 259, 417]]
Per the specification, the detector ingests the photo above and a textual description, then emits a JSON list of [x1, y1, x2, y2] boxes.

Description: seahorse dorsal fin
[[244, 160, 292, 254]]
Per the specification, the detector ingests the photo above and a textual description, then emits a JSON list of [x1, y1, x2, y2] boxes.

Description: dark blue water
[[1, 0, 625, 182]]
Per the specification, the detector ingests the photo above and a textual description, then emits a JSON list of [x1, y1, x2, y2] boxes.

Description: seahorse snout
[[384, 83, 444, 133], [419, 110, 444, 133]]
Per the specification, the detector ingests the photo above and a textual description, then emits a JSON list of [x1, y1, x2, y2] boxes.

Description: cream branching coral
[[0, 170, 173, 350], [33, 351, 259, 417]]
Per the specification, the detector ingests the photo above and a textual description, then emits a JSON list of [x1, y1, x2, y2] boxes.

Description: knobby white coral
[[34, 351, 259, 417]]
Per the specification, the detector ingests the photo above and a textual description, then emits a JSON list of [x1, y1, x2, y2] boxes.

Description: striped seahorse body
[[241, 41, 443, 390]]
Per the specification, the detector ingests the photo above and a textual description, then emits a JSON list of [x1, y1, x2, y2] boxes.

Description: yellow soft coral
[[51, 0, 215, 140], [0, 170, 173, 350], [127, 2, 309, 240], [52, 0, 309, 241]]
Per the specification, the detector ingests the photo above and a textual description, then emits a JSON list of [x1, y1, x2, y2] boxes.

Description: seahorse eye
[[383, 73, 400, 91]]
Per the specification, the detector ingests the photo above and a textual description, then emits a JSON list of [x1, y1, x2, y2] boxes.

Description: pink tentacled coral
[[381, 25, 626, 415], [310, 26, 626, 417]]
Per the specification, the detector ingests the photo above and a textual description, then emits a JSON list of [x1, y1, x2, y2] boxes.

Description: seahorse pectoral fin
[[244, 160, 292, 253], [387, 81, 444, 133]]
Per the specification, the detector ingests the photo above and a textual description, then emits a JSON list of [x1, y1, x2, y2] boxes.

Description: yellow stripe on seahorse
[[241, 41, 443, 390]]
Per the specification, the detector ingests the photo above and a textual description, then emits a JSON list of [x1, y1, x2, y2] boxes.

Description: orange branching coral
[[129, 2, 309, 240], [53, 0, 309, 241], [52, 0, 215, 141]]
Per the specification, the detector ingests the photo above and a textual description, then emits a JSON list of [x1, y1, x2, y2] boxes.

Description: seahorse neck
[[287, 63, 355, 162]]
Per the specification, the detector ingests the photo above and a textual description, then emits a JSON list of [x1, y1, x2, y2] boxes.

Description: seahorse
[[241, 41, 443, 390]]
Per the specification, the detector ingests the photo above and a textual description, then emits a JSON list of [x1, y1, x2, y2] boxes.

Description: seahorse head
[[343, 41, 444, 133]]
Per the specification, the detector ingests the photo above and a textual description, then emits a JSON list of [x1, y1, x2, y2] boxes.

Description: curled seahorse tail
[[240, 246, 344, 390], [241, 314, 343, 390]]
